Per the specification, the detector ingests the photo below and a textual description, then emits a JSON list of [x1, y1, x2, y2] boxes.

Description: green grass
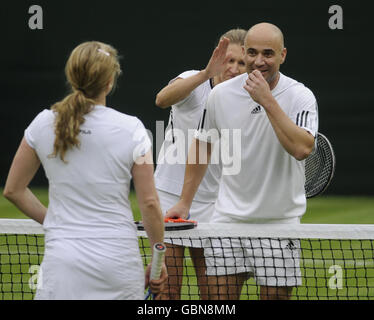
[[302, 196, 374, 224], [0, 188, 141, 220], [1, 188, 374, 300], [2, 188, 374, 223]]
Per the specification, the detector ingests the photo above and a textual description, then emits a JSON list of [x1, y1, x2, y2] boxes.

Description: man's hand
[[243, 70, 273, 107]]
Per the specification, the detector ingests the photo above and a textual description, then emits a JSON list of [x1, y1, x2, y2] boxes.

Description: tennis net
[[1, 219, 374, 300]]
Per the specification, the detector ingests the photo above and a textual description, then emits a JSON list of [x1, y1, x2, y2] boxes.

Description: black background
[[1, 0, 373, 195]]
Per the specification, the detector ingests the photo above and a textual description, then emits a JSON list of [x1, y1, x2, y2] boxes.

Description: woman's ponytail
[[49, 41, 121, 162]]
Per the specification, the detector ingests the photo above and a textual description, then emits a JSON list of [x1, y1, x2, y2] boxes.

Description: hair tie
[[98, 48, 110, 56], [76, 87, 86, 95]]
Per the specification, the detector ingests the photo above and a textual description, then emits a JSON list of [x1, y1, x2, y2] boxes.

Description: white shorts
[[34, 238, 144, 300], [158, 189, 214, 248], [204, 237, 302, 287]]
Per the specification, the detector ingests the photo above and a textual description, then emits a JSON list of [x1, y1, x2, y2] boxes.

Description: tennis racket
[[135, 218, 197, 231], [144, 243, 166, 300], [305, 132, 336, 198]]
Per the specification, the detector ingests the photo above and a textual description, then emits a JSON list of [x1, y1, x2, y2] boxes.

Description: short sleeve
[[169, 70, 200, 85], [289, 87, 318, 137], [194, 89, 220, 144], [132, 119, 152, 161], [24, 109, 51, 149], [168, 70, 203, 108]]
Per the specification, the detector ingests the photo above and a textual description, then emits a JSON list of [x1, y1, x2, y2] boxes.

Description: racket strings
[[305, 133, 335, 198]]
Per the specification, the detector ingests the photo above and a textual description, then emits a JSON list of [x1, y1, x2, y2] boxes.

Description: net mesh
[[1, 219, 373, 300], [0, 234, 44, 300]]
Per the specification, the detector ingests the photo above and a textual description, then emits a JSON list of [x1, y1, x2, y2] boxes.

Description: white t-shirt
[[25, 105, 151, 241], [195, 72, 318, 223], [154, 70, 221, 202]]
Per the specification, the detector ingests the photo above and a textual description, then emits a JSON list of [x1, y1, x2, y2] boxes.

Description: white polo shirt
[[25, 105, 151, 241], [195, 72, 318, 223], [154, 70, 221, 203]]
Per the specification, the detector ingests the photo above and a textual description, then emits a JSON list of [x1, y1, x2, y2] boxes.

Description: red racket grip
[[164, 218, 197, 225]]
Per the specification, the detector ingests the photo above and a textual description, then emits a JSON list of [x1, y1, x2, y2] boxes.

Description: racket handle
[[150, 243, 166, 280]]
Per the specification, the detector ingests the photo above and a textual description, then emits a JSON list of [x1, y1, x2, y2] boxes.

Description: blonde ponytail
[[49, 41, 121, 162], [49, 90, 96, 162]]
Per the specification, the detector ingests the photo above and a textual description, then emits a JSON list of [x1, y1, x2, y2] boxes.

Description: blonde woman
[[154, 29, 247, 300], [3, 41, 167, 300]]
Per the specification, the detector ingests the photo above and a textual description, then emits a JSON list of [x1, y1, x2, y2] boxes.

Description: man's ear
[[280, 47, 287, 65]]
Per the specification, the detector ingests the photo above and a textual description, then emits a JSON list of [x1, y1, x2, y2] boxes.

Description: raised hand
[[204, 37, 232, 79]]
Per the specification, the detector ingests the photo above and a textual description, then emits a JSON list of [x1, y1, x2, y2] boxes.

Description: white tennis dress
[[24, 105, 151, 299], [154, 70, 221, 225]]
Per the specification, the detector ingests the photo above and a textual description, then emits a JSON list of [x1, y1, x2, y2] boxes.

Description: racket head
[[305, 132, 336, 198], [135, 219, 197, 231]]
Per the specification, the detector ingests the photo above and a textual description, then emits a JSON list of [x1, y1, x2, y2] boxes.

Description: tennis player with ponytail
[[3, 41, 167, 299]]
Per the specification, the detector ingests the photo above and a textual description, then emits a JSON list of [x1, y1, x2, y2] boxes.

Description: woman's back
[[25, 105, 150, 240]]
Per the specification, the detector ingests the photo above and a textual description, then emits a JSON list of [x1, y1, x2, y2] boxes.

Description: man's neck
[[269, 72, 281, 91]]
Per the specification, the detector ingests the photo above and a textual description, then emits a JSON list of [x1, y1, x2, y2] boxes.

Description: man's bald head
[[243, 22, 287, 89], [245, 23, 285, 51]]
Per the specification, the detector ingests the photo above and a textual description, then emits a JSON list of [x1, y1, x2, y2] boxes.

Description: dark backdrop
[[1, 0, 373, 195]]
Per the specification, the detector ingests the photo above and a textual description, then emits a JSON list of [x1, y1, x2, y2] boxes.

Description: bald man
[[167, 23, 319, 300]]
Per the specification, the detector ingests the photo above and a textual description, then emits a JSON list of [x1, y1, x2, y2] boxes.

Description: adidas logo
[[285, 240, 296, 251], [251, 105, 262, 114]]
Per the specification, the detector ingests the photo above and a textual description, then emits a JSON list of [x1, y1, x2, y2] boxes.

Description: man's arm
[[261, 100, 314, 160], [155, 37, 232, 108], [244, 70, 314, 160], [165, 138, 212, 219]]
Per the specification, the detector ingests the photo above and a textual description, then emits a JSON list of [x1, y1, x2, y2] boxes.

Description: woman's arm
[[131, 150, 167, 296], [165, 138, 212, 219], [155, 71, 211, 108], [131, 150, 164, 246], [3, 137, 47, 224], [155, 37, 232, 108]]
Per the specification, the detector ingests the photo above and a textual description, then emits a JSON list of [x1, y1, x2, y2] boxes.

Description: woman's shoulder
[[100, 106, 145, 130], [29, 109, 55, 127]]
